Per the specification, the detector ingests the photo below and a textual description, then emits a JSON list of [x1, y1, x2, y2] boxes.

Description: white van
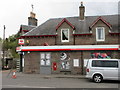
[[86, 59, 120, 83]]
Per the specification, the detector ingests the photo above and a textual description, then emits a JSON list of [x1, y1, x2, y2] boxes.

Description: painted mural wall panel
[[60, 52, 70, 70]]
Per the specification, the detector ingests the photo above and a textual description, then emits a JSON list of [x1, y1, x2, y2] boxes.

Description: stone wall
[[24, 52, 40, 74]]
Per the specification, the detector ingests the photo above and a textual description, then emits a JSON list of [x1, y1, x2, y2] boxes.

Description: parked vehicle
[[86, 59, 120, 83]]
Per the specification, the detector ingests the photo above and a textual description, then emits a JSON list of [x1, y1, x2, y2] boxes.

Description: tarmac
[[2, 70, 85, 79]]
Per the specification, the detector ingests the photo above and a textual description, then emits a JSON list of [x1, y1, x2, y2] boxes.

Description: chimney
[[79, 2, 85, 20], [28, 12, 38, 26]]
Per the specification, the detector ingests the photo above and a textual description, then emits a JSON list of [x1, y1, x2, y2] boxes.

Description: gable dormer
[[90, 16, 112, 42], [56, 18, 75, 45], [90, 16, 112, 29]]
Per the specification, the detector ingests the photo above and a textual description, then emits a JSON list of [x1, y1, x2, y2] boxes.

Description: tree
[[0, 37, 2, 54], [3, 33, 20, 58], [0, 37, 2, 41]]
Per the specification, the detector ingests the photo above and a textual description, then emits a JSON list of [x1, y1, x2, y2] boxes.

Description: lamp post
[[2, 25, 5, 69]]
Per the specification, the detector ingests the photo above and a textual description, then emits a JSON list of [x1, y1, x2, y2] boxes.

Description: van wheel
[[93, 74, 103, 83]]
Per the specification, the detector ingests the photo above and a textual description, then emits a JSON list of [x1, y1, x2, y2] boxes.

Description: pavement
[[2, 70, 85, 79], [2, 70, 119, 88]]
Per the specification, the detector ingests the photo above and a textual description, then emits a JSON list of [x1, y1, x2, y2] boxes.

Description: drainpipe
[[20, 52, 23, 72], [81, 51, 83, 75]]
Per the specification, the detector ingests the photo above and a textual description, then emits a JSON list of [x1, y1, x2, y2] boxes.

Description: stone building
[[17, 2, 120, 74]]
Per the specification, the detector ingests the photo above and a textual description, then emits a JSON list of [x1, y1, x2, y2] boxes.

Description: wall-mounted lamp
[[28, 51, 30, 54]]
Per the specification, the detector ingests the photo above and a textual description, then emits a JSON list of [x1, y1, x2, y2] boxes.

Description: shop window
[[96, 27, 105, 41], [61, 29, 69, 42], [40, 53, 50, 66], [73, 59, 79, 67]]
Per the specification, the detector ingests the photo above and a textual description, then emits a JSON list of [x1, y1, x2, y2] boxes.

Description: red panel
[[21, 48, 118, 51], [109, 33, 120, 35], [53, 62, 57, 71]]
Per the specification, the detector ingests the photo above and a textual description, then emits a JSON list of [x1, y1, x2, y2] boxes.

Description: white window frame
[[96, 27, 105, 41], [61, 29, 69, 42], [73, 59, 79, 67], [40, 53, 51, 66]]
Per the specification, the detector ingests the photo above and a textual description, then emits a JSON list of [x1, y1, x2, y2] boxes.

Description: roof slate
[[20, 25, 36, 32], [23, 14, 119, 36]]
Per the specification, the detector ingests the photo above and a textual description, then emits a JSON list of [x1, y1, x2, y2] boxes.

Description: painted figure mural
[[60, 53, 70, 70]]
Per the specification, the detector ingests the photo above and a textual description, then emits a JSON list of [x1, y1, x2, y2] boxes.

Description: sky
[[0, 0, 119, 39]]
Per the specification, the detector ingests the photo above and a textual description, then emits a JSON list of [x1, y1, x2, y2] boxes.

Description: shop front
[[16, 45, 120, 75]]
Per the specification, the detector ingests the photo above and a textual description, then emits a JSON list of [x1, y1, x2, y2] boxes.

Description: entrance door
[[40, 53, 51, 74]]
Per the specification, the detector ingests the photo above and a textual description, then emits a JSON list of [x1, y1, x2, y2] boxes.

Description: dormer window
[[61, 29, 69, 42], [96, 27, 105, 41]]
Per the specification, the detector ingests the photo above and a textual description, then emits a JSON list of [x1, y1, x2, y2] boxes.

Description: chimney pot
[[30, 12, 36, 18], [79, 2, 85, 20], [28, 12, 38, 26]]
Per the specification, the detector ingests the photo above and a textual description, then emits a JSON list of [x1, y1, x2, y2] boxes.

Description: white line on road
[[2, 85, 56, 88]]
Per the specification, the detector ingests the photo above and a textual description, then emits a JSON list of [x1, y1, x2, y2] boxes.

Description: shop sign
[[16, 47, 21, 52], [18, 39, 24, 45]]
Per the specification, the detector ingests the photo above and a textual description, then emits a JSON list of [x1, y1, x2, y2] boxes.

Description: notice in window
[[46, 59, 50, 65], [41, 53, 45, 59], [41, 59, 45, 65], [73, 59, 79, 67], [46, 53, 50, 59]]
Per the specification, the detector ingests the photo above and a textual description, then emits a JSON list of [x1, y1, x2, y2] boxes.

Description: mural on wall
[[91, 52, 111, 59], [60, 53, 70, 70]]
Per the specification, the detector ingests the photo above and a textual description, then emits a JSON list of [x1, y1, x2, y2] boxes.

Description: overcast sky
[[0, 0, 119, 38]]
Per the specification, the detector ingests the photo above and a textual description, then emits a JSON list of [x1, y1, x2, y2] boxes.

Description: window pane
[[102, 61, 118, 67], [92, 60, 102, 67], [100, 29, 104, 39], [41, 59, 45, 65], [98, 29, 101, 39], [97, 28, 104, 41], [62, 30, 68, 40], [92, 60, 118, 68], [73, 59, 79, 67], [46, 53, 50, 59], [46, 59, 50, 65], [41, 53, 45, 59], [98, 29, 103, 39]]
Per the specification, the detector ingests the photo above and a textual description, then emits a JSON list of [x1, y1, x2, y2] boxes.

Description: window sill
[[96, 40, 105, 42], [97, 40, 104, 42], [61, 41, 69, 42]]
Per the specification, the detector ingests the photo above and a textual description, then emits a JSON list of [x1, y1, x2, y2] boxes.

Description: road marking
[[2, 85, 56, 88]]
